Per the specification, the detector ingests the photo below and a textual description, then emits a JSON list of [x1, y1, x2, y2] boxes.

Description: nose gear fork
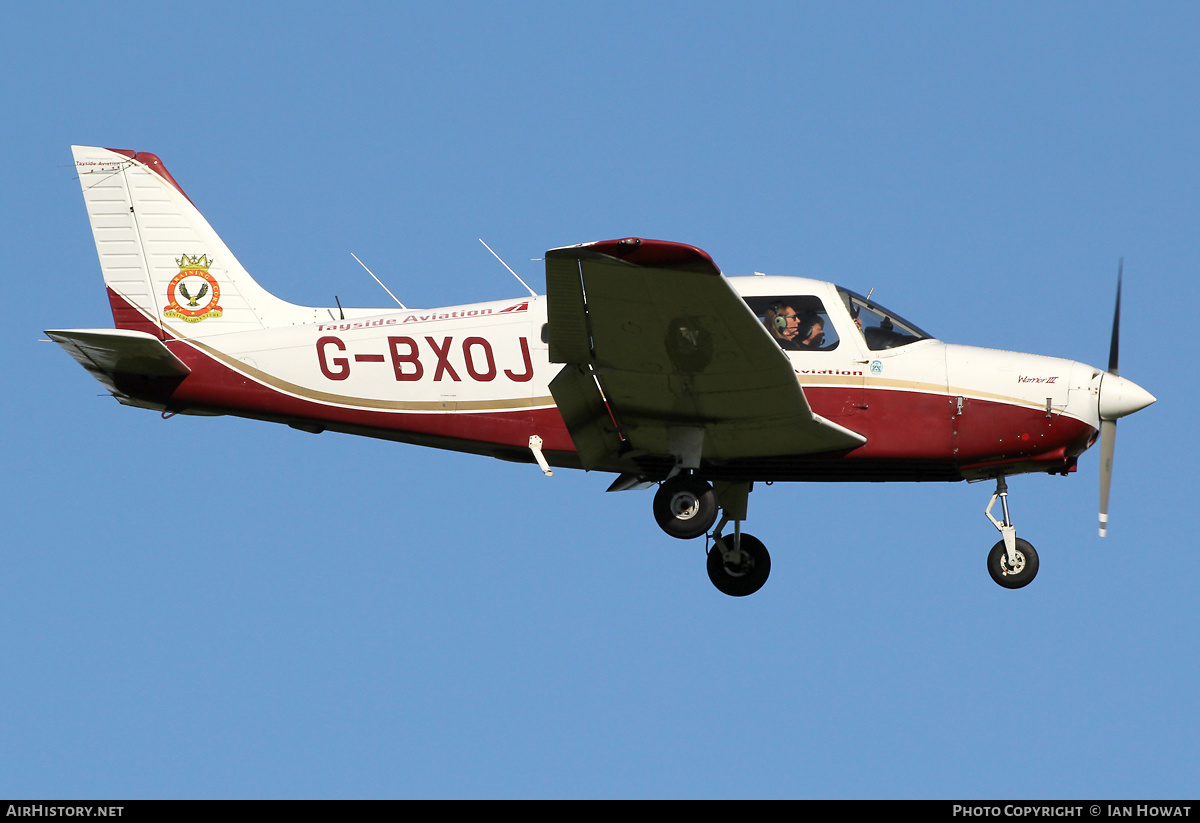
[[985, 476, 1018, 567]]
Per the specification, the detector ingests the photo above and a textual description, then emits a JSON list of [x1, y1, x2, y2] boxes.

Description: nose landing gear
[[984, 476, 1039, 589]]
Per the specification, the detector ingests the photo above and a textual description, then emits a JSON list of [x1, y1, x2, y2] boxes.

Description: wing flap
[[548, 364, 623, 470]]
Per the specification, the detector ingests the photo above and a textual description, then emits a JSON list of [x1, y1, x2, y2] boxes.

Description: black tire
[[707, 533, 771, 597], [653, 476, 718, 540], [987, 538, 1039, 589]]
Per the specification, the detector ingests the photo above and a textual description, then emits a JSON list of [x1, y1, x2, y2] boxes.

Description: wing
[[545, 238, 866, 473]]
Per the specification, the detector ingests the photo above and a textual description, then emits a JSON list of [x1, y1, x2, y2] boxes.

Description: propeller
[[1096, 259, 1156, 537]]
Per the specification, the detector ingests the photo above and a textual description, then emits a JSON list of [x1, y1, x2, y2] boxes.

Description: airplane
[[48, 146, 1156, 596]]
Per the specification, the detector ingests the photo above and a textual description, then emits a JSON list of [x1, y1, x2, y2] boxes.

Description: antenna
[[479, 239, 537, 298], [350, 252, 407, 309]]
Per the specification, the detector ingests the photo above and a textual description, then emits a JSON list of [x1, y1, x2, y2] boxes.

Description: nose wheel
[[987, 538, 1039, 589]]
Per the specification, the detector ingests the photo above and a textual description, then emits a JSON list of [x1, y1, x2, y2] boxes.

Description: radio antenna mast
[[479, 239, 537, 298], [350, 252, 407, 309]]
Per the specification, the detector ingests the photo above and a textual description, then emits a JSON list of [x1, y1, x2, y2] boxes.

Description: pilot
[[765, 302, 804, 350]]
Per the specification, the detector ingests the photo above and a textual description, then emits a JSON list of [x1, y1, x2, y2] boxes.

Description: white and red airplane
[[49, 146, 1155, 596]]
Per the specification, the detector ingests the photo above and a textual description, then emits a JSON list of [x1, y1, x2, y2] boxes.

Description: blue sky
[[2, 2, 1196, 798]]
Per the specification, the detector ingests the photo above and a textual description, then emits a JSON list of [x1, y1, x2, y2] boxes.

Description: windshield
[[837, 288, 934, 351]]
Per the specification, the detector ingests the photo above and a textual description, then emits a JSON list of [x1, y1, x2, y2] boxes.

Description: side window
[[745, 296, 839, 352]]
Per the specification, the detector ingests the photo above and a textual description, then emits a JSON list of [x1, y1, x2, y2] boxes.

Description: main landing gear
[[984, 476, 1039, 589], [654, 475, 770, 596], [653, 475, 717, 539], [707, 527, 771, 597]]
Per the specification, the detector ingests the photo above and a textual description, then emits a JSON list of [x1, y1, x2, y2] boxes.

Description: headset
[[768, 301, 791, 333], [769, 302, 826, 346]]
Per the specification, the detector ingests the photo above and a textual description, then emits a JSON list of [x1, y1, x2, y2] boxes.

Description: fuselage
[[111, 273, 1105, 484]]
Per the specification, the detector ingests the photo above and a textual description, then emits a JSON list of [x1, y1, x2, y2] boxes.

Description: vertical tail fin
[[71, 146, 318, 339]]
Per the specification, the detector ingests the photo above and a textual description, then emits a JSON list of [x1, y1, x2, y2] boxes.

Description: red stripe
[[107, 287, 164, 336]]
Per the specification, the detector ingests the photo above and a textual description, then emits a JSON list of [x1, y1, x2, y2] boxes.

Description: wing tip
[[547, 237, 721, 275]]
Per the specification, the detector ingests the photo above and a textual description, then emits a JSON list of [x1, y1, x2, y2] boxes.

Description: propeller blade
[[1096, 259, 1156, 537], [1108, 258, 1122, 376], [1098, 418, 1116, 537], [1100, 259, 1121, 536]]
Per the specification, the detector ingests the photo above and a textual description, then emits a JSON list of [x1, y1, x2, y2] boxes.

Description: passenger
[[796, 313, 826, 348], [764, 302, 804, 350]]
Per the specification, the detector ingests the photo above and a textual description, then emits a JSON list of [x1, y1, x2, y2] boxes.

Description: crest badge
[[165, 254, 223, 323]]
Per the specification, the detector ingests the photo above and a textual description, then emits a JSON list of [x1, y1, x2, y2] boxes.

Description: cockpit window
[[744, 295, 839, 352], [837, 288, 933, 351]]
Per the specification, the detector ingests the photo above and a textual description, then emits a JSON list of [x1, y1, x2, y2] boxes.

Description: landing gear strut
[[705, 481, 770, 597], [984, 476, 1039, 589]]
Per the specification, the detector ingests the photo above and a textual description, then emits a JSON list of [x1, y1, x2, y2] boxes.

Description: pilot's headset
[[768, 301, 791, 333]]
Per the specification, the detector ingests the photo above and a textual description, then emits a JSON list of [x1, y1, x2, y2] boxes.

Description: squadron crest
[[165, 254, 223, 323]]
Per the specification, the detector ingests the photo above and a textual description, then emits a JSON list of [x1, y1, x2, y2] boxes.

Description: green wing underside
[[544, 246, 866, 473]]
